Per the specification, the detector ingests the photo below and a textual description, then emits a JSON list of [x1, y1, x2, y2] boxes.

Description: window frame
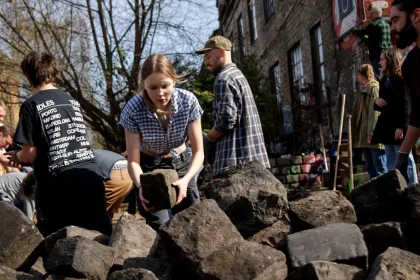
[[248, 0, 258, 42]]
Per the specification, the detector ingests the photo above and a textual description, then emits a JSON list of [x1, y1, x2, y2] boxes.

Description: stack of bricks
[[268, 154, 330, 188]]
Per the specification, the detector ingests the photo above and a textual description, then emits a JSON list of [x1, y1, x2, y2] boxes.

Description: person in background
[[0, 171, 35, 220], [0, 100, 6, 126], [119, 54, 204, 231], [352, 64, 387, 179], [195, 36, 270, 177], [0, 125, 20, 175], [353, 6, 392, 78], [371, 49, 417, 184], [391, 0, 420, 180], [5, 51, 111, 236], [93, 149, 133, 219]]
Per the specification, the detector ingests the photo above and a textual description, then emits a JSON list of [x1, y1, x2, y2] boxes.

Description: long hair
[[139, 54, 182, 114], [381, 49, 403, 78], [357, 64, 376, 83]]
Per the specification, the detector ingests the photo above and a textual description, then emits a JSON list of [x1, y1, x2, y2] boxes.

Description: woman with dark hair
[[119, 54, 204, 230], [372, 49, 417, 184], [5, 51, 111, 236]]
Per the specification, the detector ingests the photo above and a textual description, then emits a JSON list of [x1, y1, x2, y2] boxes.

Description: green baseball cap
[[195, 36, 232, 54]]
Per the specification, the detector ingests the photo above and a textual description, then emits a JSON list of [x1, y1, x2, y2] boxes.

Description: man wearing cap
[[196, 36, 270, 176]]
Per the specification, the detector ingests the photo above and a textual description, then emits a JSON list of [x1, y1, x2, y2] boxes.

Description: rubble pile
[[1, 163, 420, 279]]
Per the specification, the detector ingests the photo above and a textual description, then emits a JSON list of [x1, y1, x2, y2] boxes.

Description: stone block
[[44, 275, 86, 280], [366, 247, 420, 279], [269, 167, 280, 176], [109, 213, 159, 267], [247, 217, 291, 250], [291, 156, 303, 165], [287, 261, 364, 280], [404, 184, 420, 253], [45, 236, 115, 280], [299, 174, 309, 182], [205, 161, 289, 237], [0, 202, 44, 271], [28, 257, 46, 278], [290, 165, 301, 174], [269, 158, 276, 167], [301, 164, 311, 174], [289, 191, 357, 231], [287, 223, 368, 269], [108, 268, 158, 280], [350, 170, 407, 225], [197, 240, 287, 280], [276, 157, 291, 167], [140, 169, 178, 211], [286, 175, 299, 184], [0, 265, 39, 279], [361, 222, 406, 265], [303, 155, 316, 164], [280, 166, 291, 175], [43, 226, 109, 258], [123, 257, 173, 280], [277, 176, 286, 184], [159, 199, 242, 275]]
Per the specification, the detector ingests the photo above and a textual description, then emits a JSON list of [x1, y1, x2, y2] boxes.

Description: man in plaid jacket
[[196, 36, 270, 176], [353, 6, 392, 77]]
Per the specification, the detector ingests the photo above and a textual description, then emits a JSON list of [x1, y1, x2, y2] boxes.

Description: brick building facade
[[216, 0, 392, 154]]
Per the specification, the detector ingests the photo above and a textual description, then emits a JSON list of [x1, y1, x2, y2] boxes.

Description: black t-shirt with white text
[[14, 89, 97, 183]]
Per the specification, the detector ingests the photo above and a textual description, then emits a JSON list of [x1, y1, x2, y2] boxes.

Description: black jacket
[[371, 75, 410, 145]]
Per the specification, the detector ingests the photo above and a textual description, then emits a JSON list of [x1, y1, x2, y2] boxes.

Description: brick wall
[[268, 154, 330, 188], [217, 0, 378, 143]]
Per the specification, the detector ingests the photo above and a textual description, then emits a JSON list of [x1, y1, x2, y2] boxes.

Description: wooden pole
[[348, 115, 354, 192], [319, 125, 329, 171], [333, 94, 346, 191]]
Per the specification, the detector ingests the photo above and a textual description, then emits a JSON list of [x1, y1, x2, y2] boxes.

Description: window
[[271, 63, 282, 105], [310, 25, 326, 104], [282, 105, 293, 134], [263, 0, 274, 22], [248, 0, 258, 41], [289, 44, 305, 104], [237, 15, 245, 55], [230, 32, 236, 61]]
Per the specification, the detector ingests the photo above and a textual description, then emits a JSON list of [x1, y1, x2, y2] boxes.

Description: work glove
[[394, 152, 409, 182], [202, 132, 216, 165]]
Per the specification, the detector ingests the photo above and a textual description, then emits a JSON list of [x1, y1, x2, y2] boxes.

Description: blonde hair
[[139, 54, 182, 114], [357, 64, 376, 82], [381, 49, 403, 78]]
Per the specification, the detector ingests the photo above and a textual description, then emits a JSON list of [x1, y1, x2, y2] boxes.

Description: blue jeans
[[363, 148, 387, 179], [137, 150, 200, 231], [385, 145, 418, 185]]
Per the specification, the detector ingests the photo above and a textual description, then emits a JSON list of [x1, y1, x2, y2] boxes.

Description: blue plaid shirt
[[212, 63, 270, 176], [119, 88, 203, 164]]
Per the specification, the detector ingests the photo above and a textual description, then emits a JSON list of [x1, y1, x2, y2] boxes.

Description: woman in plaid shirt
[[119, 54, 204, 230]]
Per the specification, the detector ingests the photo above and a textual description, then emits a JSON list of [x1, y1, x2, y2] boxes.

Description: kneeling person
[[0, 171, 35, 220], [93, 149, 133, 219]]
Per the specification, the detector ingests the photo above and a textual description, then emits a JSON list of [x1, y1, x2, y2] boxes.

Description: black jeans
[[35, 167, 112, 237], [137, 150, 200, 231]]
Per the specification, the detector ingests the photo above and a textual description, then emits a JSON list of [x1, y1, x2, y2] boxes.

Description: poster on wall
[[332, 0, 358, 49]]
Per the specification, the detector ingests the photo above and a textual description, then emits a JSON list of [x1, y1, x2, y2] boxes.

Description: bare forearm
[[128, 161, 143, 188], [400, 125, 420, 153], [17, 150, 35, 164], [183, 152, 204, 182]]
